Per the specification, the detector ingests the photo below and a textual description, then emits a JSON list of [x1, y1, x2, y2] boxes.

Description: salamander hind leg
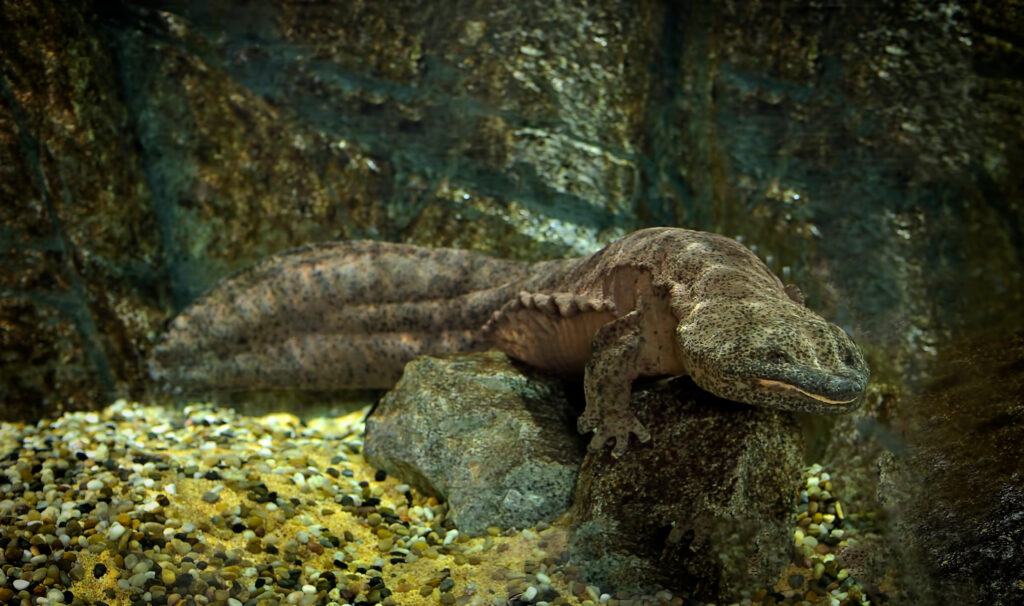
[[579, 309, 650, 458]]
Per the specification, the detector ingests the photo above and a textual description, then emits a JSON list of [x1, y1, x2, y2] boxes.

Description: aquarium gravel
[[0, 400, 872, 606]]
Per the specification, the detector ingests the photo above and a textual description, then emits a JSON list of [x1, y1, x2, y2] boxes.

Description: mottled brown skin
[[151, 228, 869, 456]]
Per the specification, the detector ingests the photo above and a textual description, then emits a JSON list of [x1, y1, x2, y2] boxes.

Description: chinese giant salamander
[[150, 227, 870, 456]]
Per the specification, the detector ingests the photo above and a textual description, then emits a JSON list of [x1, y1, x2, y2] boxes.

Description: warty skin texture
[[151, 227, 870, 456]]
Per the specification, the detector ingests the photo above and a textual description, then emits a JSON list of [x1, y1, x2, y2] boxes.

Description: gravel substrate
[[0, 400, 873, 606]]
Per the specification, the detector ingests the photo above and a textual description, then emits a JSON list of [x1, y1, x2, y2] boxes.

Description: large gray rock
[[569, 378, 803, 601], [364, 352, 585, 536]]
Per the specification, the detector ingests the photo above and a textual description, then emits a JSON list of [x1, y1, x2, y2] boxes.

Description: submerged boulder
[[364, 351, 585, 536], [568, 378, 804, 601]]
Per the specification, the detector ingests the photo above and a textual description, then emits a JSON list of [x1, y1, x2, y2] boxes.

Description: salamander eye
[[767, 350, 791, 365]]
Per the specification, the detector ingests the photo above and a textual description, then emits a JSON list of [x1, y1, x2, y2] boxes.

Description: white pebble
[[107, 522, 127, 541], [86, 479, 104, 491], [443, 529, 459, 545], [521, 586, 538, 601], [12, 579, 29, 590]]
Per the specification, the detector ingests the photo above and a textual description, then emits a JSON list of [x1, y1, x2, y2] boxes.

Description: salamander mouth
[[753, 377, 862, 405]]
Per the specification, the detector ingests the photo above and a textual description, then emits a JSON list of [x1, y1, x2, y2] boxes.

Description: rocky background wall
[[1, 1, 1022, 604]]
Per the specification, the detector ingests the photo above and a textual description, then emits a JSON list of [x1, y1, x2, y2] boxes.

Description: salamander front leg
[[578, 309, 651, 457]]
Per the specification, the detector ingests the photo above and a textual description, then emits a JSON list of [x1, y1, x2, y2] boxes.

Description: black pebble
[[788, 574, 805, 589], [374, 469, 387, 482], [93, 563, 107, 578]]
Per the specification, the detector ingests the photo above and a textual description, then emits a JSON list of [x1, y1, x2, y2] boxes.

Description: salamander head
[[675, 295, 869, 413]]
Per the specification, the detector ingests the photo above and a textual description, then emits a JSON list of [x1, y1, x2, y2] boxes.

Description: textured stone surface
[[0, 1, 162, 420], [569, 378, 803, 600], [363, 352, 585, 536], [870, 330, 1024, 606], [104, 0, 660, 303]]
